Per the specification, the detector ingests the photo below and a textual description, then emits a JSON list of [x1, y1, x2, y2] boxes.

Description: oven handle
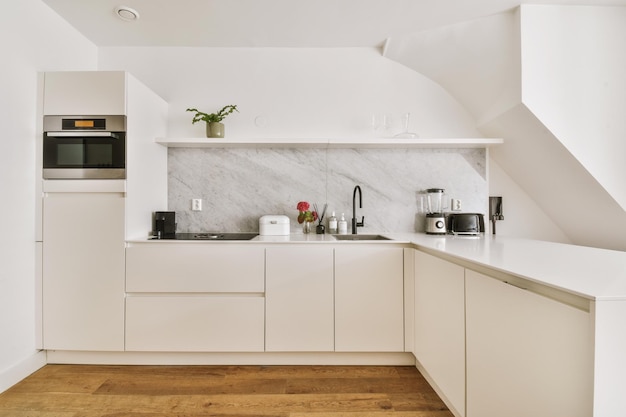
[[46, 131, 119, 138]]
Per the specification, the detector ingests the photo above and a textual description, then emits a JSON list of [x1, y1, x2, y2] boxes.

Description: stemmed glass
[[371, 114, 390, 136], [394, 113, 418, 138]]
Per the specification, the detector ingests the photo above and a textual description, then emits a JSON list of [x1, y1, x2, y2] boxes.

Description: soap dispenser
[[338, 213, 348, 234], [328, 211, 338, 234]]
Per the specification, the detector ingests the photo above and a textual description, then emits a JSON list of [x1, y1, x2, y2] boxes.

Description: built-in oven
[[43, 115, 126, 179]]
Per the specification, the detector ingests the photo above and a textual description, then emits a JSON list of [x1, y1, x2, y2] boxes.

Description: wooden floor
[[0, 365, 454, 417]]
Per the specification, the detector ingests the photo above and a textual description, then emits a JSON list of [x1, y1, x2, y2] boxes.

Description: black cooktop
[[152, 232, 258, 241]]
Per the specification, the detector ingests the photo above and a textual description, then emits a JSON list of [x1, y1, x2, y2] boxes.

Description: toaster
[[447, 213, 485, 235]]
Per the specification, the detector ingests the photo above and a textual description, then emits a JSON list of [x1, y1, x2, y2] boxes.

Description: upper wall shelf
[[156, 137, 504, 149]]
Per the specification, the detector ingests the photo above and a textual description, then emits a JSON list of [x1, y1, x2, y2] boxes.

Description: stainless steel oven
[[43, 115, 126, 179]]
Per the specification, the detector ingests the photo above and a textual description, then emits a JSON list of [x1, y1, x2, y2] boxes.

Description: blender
[[425, 188, 447, 234]]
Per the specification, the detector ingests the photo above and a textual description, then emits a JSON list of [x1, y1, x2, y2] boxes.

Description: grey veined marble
[[168, 147, 487, 233]]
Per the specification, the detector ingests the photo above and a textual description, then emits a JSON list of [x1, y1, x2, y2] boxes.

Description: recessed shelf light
[[114, 6, 140, 21]]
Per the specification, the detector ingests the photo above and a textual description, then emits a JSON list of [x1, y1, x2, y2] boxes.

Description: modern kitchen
[[2, 1, 626, 417]]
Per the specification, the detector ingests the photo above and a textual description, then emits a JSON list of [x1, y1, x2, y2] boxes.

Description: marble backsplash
[[168, 147, 487, 234]]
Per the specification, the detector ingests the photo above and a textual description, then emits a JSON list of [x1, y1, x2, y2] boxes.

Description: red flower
[[296, 201, 317, 224]]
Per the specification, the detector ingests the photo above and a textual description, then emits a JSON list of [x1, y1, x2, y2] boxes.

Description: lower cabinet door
[[125, 296, 265, 352], [266, 246, 334, 351], [465, 269, 593, 417], [43, 191, 125, 351], [414, 250, 465, 417], [335, 246, 404, 352]]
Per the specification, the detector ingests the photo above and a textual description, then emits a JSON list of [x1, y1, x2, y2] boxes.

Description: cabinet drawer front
[[125, 296, 265, 352], [126, 244, 264, 292]]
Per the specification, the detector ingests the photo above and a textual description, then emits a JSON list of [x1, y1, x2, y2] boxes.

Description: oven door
[[43, 131, 126, 179]]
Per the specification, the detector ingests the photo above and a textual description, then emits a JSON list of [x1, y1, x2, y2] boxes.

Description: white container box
[[259, 215, 290, 236]]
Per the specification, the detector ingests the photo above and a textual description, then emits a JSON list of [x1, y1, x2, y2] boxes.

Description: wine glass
[[394, 113, 418, 138]]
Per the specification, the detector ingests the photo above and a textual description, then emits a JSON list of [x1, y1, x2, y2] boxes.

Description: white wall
[[488, 158, 571, 242], [98, 47, 482, 140], [0, 0, 97, 392], [522, 5, 626, 211]]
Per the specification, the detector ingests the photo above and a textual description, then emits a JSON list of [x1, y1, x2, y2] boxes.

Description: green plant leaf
[[186, 105, 239, 124]]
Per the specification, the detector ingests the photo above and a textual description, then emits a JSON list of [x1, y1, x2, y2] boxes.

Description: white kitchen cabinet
[[414, 250, 465, 417], [266, 246, 334, 351], [42, 189, 125, 351], [334, 246, 404, 352], [465, 269, 593, 417], [43, 71, 126, 115], [125, 243, 265, 352], [126, 296, 264, 352], [126, 243, 265, 292]]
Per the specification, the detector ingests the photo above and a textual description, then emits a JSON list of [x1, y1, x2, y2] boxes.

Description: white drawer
[[126, 244, 264, 292], [125, 296, 265, 352]]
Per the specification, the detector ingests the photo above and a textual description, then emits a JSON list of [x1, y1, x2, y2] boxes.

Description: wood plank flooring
[[0, 365, 454, 417]]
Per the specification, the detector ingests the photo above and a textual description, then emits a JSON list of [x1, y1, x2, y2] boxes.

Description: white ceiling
[[41, 0, 626, 48]]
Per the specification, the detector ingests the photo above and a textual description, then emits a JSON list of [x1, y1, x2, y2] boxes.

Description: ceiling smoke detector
[[114, 6, 140, 21]]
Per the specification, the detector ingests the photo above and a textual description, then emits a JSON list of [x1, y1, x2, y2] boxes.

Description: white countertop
[[130, 232, 626, 301], [389, 233, 626, 301]]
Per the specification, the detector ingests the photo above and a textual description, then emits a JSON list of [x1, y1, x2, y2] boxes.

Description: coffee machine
[[424, 188, 447, 235], [154, 211, 176, 238]]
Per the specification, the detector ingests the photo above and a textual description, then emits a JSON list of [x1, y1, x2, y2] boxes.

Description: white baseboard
[[0, 350, 47, 394], [46, 350, 415, 366]]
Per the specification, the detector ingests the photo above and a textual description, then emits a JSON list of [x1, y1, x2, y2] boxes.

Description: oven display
[[61, 118, 106, 130]]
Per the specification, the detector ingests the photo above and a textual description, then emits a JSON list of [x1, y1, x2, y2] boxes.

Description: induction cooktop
[[152, 232, 258, 241]]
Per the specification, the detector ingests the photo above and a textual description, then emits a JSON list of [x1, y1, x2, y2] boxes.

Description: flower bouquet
[[296, 201, 318, 233]]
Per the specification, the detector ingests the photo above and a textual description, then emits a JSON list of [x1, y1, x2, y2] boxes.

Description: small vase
[[302, 222, 313, 234], [207, 122, 225, 138]]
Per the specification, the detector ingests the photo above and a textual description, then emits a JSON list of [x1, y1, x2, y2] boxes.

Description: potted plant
[[186, 105, 238, 138]]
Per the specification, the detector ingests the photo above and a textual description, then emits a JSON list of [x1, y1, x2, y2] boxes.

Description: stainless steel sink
[[332, 234, 392, 241]]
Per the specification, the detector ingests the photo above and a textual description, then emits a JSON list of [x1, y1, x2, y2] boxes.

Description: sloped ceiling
[[382, 10, 521, 125]]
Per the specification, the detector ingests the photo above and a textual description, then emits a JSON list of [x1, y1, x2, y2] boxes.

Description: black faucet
[[489, 196, 504, 235], [352, 185, 364, 234]]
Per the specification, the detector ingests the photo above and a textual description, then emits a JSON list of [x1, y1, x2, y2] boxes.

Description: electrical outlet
[[192, 198, 202, 211], [452, 198, 462, 211]]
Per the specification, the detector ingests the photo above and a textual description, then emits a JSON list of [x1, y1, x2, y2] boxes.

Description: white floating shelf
[[156, 137, 503, 149]]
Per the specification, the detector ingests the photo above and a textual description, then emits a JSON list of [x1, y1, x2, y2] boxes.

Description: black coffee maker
[[154, 211, 176, 238]]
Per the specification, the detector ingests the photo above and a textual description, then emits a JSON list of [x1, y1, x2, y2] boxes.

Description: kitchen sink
[[332, 234, 392, 241]]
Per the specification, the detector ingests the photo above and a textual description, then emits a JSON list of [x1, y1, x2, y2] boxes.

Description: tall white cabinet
[[40, 71, 167, 351]]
